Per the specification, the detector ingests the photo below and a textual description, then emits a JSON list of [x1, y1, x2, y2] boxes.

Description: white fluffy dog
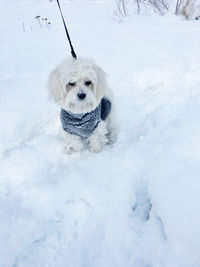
[[47, 57, 117, 153]]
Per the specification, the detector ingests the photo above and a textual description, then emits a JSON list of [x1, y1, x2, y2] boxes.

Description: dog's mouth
[[68, 101, 95, 114], [69, 102, 75, 109]]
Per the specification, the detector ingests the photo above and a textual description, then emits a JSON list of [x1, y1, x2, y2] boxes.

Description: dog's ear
[[47, 66, 66, 103], [94, 65, 107, 100]]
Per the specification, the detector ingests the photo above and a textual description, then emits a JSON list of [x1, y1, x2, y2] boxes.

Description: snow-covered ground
[[1, 0, 200, 266]]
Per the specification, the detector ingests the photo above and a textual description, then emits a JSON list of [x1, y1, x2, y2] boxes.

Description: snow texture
[[1, 0, 200, 266]]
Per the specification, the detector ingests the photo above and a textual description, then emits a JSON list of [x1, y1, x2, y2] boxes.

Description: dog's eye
[[85, 80, 91, 86], [68, 82, 76, 87]]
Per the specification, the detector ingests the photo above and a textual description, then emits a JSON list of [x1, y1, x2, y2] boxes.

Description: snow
[[1, 0, 200, 266]]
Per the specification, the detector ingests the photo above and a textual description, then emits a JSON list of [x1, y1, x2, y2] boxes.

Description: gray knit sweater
[[60, 97, 111, 139]]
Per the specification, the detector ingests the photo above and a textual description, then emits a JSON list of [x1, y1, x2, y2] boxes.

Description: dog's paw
[[88, 139, 103, 153], [64, 140, 84, 154], [107, 132, 117, 145], [65, 144, 84, 154], [88, 121, 108, 153]]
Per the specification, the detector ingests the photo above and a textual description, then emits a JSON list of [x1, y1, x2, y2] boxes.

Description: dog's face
[[64, 74, 97, 114], [48, 58, 107, 113]]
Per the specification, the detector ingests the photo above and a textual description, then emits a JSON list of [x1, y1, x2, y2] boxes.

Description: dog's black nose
[[77, 92, 86, 100]]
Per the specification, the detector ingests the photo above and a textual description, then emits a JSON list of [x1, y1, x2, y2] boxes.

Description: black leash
[[56, 0, 77, 59]]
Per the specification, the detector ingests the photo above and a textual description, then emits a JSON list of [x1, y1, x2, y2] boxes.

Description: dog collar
[[60, 97, 111, 139]]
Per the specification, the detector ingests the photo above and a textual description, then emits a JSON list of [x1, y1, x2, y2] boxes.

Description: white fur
[[47, 57, 117, 153]]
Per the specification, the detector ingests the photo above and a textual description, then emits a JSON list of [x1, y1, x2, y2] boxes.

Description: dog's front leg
[[63, 131, 84, 154], [88, 121, 108, 153]]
